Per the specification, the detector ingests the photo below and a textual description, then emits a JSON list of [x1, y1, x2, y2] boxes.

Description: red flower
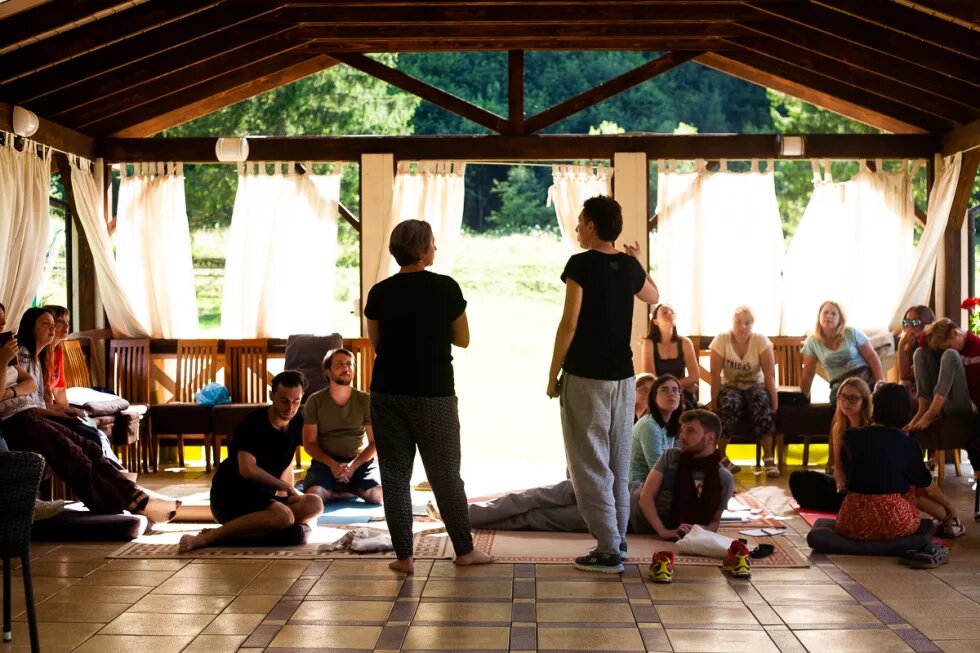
[[962, 297, 980, 311]]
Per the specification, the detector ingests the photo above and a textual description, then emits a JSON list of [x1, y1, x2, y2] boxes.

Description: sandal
[[763, 459, 780, 478], [908, 543, 950, 569], [721, 457, 742, 474], [940, 515, 967, 539]]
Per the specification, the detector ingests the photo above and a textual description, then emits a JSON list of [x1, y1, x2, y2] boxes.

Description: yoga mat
[[317, 498, 386, 525]]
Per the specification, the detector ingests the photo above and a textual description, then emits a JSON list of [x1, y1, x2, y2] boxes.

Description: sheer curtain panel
[[781, 161, 917, 335], [375, 161, 466, 284], [115, 162, 199, 338], [653, 159, 784, 336], [547, 164, 611, 250], [221, 162, 341, 338], [0, 138, 50, 324], [69, 157, 147, 336]]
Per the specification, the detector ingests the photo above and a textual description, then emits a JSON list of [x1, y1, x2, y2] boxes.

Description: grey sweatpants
[[559, 372, 634, 554], [914, 347, 975, 414]]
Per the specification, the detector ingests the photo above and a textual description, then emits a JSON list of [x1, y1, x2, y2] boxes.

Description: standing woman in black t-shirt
[[365, 219, 492, 573], [547, 196, 660, 573]]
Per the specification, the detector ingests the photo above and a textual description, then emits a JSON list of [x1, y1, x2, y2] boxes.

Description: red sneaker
[[722, 540, 752, 579], [647, 550, 675, 583]]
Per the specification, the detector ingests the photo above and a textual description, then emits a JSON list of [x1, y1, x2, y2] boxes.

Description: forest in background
[[162, 51, 953, 243]]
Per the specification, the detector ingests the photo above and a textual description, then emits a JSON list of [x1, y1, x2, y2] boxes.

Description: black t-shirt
[[213, 407, 302, 493], [561, 250, 646, 380], [842, 425, 932, 495], [364, 270, 466, 396]]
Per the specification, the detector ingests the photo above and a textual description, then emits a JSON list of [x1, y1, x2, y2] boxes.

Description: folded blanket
[[65, 387, 130, 416], [321, 526, 393, 553]]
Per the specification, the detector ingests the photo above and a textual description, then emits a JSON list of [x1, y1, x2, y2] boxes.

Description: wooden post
[[613, 152, 650, 373], [359, 153, 394, 336], [508, 50, 524, 136], [943, 149, 980, 324], [54, 152, 98, 331]]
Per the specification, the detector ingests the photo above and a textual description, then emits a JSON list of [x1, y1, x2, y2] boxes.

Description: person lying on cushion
[[179, 371, 323, 552], [431, 409, 732, 544]]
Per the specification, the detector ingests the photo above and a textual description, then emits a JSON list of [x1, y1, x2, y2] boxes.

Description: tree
[[164, 54, 420, 230]]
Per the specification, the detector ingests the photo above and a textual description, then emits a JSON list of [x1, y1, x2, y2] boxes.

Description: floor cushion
[[806, 517, 933, 555], [32, 507, 148, 541]]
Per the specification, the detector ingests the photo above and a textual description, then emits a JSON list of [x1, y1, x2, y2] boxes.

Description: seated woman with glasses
[[800, 301, 884, 407], [630, 374, 684, 482], [896, 305, 935, 401]]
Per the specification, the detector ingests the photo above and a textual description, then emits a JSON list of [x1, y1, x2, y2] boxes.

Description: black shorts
[[210, 484, 288, 524]]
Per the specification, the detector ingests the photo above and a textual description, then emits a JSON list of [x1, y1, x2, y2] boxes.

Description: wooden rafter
[[812, 0, 979, 61], [99, 133, 939, 164], [0, 0, 219, 82], [508, 50, 524, 136], [903, 0, 980, 28], [730, 22, 980, 114], [101, 54, 339, 137], [694, 53, 927, 134], [723, 40, 974, 125], [945, 148, 980, 231], [0, 4, 281, 101], [524, 51, 700, 134], [942, 117, 980, 157], [60, 38, 312, 129], [743, 2, 980, 88], [287, 23, 752, 41], [0, 0, 134, 51], [707, 50, 952, 132], [329, 53, 509, 134], [303, 37, 731, 53]]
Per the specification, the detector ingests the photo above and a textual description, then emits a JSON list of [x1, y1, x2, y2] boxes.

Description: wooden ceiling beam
[[707, 49, 952, 132], [35, 23, 297, 119], [289, 23, 752, 40], [694, 52, 928, 134], [727, 36, 979, 123], [282, 2, 768, 23], [902, 1, 980, 28], [0, 100, 97, 158], [0, 5, 281, 102], [942, 117, 980, 157], [0, 0, 220, 82], [330, 53, 509, 133], [812, 0, 979, 61], [744, 2, 979, 88], [99, 54, 339, 137], [945, 147, 980, 231], [731, 21, 980, 113], [99, 133, 940, 164], [61, 38, 311, 129], [0, 0, 134, 50], [302, 37, 732, 52], [524, 51, 699, 134]]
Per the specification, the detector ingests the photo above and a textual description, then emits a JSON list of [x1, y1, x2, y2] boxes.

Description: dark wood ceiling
[[0, 0, 977, 138]]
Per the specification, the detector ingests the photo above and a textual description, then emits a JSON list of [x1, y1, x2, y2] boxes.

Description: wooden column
[[508, 50, 524, 135], [613, 152, 650, 372], [54, 152, 98, 331], [359, 153, 394, 336], [942, 149, 980, 325]]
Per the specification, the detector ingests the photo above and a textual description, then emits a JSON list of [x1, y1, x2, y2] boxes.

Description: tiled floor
[[3, 465, 980, 652]]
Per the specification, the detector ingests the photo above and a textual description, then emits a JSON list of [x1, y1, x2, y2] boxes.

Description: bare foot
[[141, 496, 182, 523], [454, 550, 494, 566], [389, 558, 414, 574], [178, 533, 207, 553]]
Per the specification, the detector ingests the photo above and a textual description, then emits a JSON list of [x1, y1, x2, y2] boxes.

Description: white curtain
[[547, 164, 611, 250], [221, 162, 341, 338], [653, 159, 784, 336], [375, 160, 466, 284], [115, 162, 199, 338], [781, 162, 918, 335], [889, 153, 963, 330], [0, 137, 50, 325], [69, 157, 148, 336]]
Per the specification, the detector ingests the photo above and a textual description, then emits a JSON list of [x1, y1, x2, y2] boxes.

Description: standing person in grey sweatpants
[[547, 195, 660, 574]]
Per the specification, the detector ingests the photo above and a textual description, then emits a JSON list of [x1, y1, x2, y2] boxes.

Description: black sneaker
[[575, 548, 624, 574], [619, 541, 628, 561]]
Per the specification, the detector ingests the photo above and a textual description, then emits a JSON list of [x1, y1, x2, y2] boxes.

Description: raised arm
[[623, 241, 660, 305]]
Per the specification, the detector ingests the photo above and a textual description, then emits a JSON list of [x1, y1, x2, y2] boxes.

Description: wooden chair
[[149, 339, 218, 471], [62, 340, 92, 388], [225, 338, 269, 403], [107, 338, 151, 472], [344, 337, 375, 393]]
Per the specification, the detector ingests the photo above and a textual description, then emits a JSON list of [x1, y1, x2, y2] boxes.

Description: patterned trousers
[[716, 384, 773, 439], [370, 392, 474, 560]]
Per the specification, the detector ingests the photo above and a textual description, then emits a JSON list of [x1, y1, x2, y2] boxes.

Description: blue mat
[[316, 498, 386, 525]]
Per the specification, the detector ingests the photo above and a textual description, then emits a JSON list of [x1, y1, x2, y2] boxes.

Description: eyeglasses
[[902, 318, 923, 328], [657, 386, 683, 395], [838, 393, 863, 404]]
